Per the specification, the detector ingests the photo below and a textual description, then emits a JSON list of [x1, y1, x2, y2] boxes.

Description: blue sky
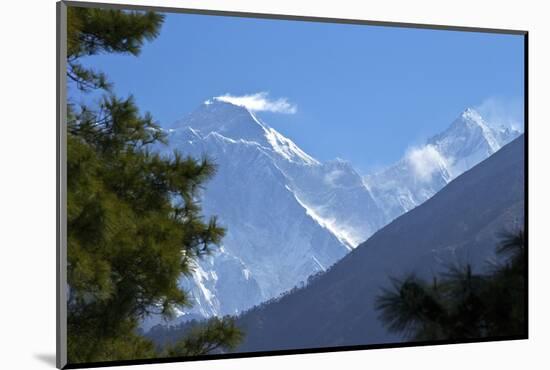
[[74, 11, 525, 173]]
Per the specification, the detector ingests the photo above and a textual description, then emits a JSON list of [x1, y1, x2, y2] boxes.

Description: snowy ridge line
[[251, 112, 320, 166], [288, 186, 354, 250]]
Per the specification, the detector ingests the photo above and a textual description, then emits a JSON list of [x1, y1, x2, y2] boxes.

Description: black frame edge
[[523, 31, 529, 340]]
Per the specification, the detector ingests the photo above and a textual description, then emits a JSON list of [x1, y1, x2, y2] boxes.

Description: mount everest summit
[[142, 97, 521, 330]]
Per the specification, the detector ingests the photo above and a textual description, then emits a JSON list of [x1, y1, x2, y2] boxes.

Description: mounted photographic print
[[56, 1, 528, 368]]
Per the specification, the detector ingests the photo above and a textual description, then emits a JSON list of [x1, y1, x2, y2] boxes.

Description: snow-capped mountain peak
[[456, 107, 500, 151], [461, 107, 484, 122], [425, 107, 520, 177], [172, 98, 319, 166], [365, 108, 521, 222], [430, 108, 496, 147], [172, 99, 266, 142]]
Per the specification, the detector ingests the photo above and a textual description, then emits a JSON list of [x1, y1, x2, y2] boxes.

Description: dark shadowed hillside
[[234, 135, 525, 353]]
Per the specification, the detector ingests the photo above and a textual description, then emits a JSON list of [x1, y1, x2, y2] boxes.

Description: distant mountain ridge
[[142, 98, 521, 330], [364, 108, 521, 222]]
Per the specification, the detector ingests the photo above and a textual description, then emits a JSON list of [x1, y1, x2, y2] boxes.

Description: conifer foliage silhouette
[[66, 6, 243, 363], [376, 229, 526, 341]]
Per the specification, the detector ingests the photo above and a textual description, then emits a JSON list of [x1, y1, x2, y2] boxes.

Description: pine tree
[[65, 6, 243, 363], [375, 229, 526, 341], [67, 6, 164, 91], [163, 317, 244, 356]]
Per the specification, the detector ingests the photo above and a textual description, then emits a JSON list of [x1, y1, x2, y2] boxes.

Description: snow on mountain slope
[[143, 99, 369, 329], [278, 158, 386, 247], [143, 99, 521, 331], [364, 108, 521, 222], [169, 98, 386, 250]]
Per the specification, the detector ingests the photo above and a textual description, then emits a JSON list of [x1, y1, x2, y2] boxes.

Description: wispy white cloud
[[405, 144, 448, 182], [474, 97, 524, 132], [214, 92, 297, 114]]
